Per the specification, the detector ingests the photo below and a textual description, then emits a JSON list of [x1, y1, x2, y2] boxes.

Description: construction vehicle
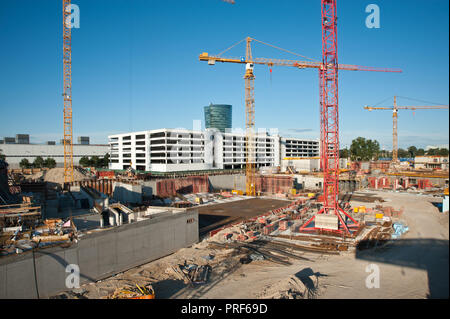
[[364, 96, 448, 162], [108, 283, 155, 299]]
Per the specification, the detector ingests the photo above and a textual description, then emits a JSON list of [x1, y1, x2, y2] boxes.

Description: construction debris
[[169, 263, 212, 286]]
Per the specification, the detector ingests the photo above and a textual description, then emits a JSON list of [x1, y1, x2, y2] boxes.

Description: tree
[[90, 156, 100, 167], [416, 148, 425, 156], [102, 153, 110, 167], [79, 156, 90, 167], [407, 146, 418, 158], [33, 156, 44, 168], [427, 148, 438, 155], [0, 150, 5, 161], [339, 148, 350, 159], [349, 137, 380, 161], [44, 158, 56, 168], [397, 148, 409, 159], [438, 148, 449, 156], [20, 158, 31, 169]]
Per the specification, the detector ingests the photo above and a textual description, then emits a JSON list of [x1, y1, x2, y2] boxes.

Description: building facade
[[108, 129, 319, 172], [414, 156, 449, 170]]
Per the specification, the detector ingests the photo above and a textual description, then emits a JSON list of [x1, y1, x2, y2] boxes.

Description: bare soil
[[57, 191, 448, 299]]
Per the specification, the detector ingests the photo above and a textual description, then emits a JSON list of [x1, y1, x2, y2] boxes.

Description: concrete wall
[[208, 174, 246, 191], [0, 208, 198, 299], [112, 182, 142, 204], [142, 181, 156, 197], [294, 175, 323, 191], [281, 158, 320, 172]]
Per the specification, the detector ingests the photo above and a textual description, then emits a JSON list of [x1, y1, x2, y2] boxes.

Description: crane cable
[[215, 37, 319, 63], [369, 95, 395, 108], [396, 95, 449, 106]]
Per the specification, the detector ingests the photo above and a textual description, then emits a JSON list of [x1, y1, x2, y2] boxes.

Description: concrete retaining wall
[[112, 182, 142, 204], [208, 174, 246, 191], [0, 209, 199, 299]]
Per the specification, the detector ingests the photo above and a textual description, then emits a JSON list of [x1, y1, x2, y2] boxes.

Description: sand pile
[[41, 168, 91, 184]]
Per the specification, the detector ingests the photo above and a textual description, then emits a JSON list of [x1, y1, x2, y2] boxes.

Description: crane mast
[[63, 0, 74, 183], [300, 0, 361, 234], [320, 0, 340, 215], [393, 96, 398, 162], [244, 38, 256, 196]]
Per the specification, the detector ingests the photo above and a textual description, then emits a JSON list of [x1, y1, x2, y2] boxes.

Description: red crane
[[300, 0, 401, 234]]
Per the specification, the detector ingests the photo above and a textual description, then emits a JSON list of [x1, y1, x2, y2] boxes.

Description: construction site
[[0, 0, 449, 301]]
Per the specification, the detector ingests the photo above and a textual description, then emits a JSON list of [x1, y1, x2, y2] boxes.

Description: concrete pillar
[[109, 208, 120, 226], [109, 215, 115, 226]]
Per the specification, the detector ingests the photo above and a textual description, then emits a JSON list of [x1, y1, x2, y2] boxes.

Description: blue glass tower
[[204, 104, 232, 133]]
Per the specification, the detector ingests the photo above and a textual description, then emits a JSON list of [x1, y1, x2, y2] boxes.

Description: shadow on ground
[[355, 238, 449, 298], [152, 279, 186, 299], [294, 267, 328, 298]]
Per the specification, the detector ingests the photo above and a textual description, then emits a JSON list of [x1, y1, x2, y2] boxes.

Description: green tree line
[[340, 137, 449, 160], [18, 154, 110, 169], [19, 157, 56, 169], [79, 154, 110, 168]]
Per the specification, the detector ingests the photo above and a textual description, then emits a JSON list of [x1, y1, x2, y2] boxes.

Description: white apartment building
[[280, 137, 320, 158], [108, 129, 319, 172]]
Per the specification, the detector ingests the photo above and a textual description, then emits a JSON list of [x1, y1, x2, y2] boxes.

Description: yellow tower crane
[[63, 0, 74, 183], [364, 96, 448, 162], [200, 37, 400, 196]]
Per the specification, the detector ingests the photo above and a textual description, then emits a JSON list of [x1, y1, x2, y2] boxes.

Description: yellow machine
[[109, 284, 155, 299]]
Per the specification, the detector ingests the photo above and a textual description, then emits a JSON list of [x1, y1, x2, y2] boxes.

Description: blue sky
[[0, 0, 448, 150]]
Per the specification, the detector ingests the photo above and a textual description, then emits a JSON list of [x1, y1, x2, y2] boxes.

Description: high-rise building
[[78, 136, 90, 145], [15, 134, 29, 144], [204, 104, 232, 133]]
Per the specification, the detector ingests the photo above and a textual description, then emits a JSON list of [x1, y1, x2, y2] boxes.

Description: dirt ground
[[198, 198, 290, 235], [58, 190, 448, 299]]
